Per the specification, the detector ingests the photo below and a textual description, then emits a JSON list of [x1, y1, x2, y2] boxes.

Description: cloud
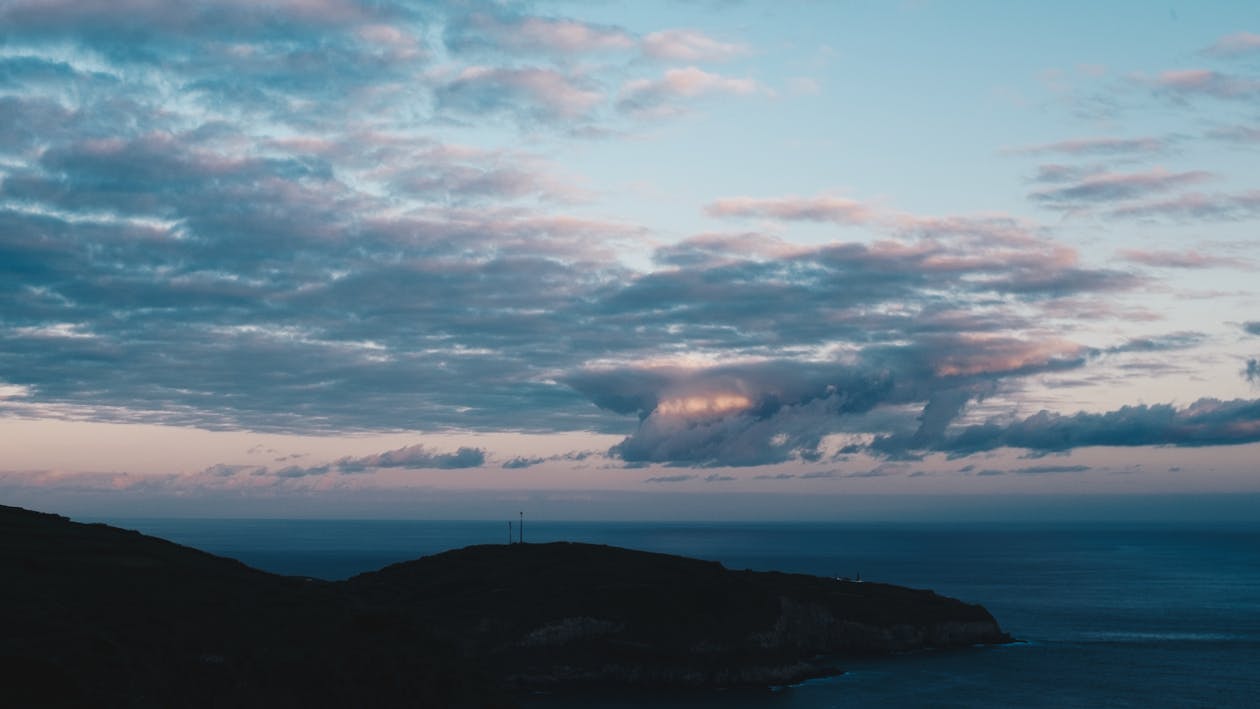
[[503, 456, 546, 469], [1152, 69, 1260, 101], [1244, 323, 1260, 336], [1009, 136, 1168, 156], [1245, 360, 1260, 385], [446, 10, 633, 55], [1207, 124, 1260, 144], [705, 195, 873, 224], [617, 66, 760, 116], [0, 0, 387, 38], [1204, 32, 1260, 57], [436, 66, 603, 123], [501, 450, 595, 469], [1116, 249, 1241, 269], [1107, 190, 1260, 221], [333, 444, 486, 472], [799, 470, 838, 480], [644, 474, 697, 483], [1031, 168, 1212, 205], [1100, 332, 1206, 354], [1012, 464, 1091, 474], [2, 1, 1234, 476], [571, 334, 1090, 466], [925, 398, 1260, 456], [1030, 164, 1102, 184], [180, 442, 486, 482], [641, 29, 748, 62]]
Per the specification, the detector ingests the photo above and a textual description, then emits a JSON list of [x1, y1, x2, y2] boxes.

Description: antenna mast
[[519, 511, 524, 544]]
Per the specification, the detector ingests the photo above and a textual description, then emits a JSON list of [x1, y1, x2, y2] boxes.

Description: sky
[[2, 0, 1259, 520]]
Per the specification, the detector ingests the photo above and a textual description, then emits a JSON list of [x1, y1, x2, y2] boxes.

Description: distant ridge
[[1, 504, 1009, 706]]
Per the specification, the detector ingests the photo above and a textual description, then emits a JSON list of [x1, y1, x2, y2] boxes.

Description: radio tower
[[519, 511, 524, 544]]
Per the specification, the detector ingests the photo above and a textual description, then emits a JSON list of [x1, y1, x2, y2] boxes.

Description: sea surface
[[96, 518, 1260, 708]]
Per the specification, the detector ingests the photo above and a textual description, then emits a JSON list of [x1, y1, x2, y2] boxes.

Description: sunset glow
[[655, 394, 754, 418], [0, 0, 1257, 519]]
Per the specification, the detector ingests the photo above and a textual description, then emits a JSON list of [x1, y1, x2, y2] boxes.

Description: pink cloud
[[1204, 31, 1260, 57], [641, 29, 748, 62], [1154, 69, 1260, 99], [1108, 190, 1260, 221], [460, 12, 634, 54], [1007, 136, 1167, 156], [931, 336, 1085, 377], [440, 66, 603, 121], [705, 195, 873, 224], [618, 67, 761, 115], [1116, 248, 1241, 269], [1031, 168, 1213, 205]]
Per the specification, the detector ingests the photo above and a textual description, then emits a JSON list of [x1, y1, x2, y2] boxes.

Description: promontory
[[1, 504, 1010, 707]]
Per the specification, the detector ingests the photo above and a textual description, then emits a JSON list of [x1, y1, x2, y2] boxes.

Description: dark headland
[[1, 504, 1010, 707]]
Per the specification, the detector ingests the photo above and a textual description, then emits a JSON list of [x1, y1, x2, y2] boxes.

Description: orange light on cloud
[[655, 393, 753, 417], [933, 337, 1084, 377]]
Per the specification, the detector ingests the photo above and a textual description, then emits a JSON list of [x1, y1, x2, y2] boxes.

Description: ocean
[[94, 518, 1260, 708]]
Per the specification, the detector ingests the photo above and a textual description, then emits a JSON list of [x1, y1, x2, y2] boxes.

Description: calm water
[[97, 518, 1260, 708]]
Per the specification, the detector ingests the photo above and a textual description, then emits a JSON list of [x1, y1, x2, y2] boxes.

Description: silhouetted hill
[[0, 505, 506, 708], [1, 504, 1010, 705], [347, 541, 1010, 687]]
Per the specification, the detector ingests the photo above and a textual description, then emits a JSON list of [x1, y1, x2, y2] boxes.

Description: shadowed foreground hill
[[1, 505, 1009, 706], [347, 542, 1011, 688], [0, 505, 507, 708]]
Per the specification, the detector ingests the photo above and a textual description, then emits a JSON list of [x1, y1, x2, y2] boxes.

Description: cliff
[[1, 504, 1010, 706]]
